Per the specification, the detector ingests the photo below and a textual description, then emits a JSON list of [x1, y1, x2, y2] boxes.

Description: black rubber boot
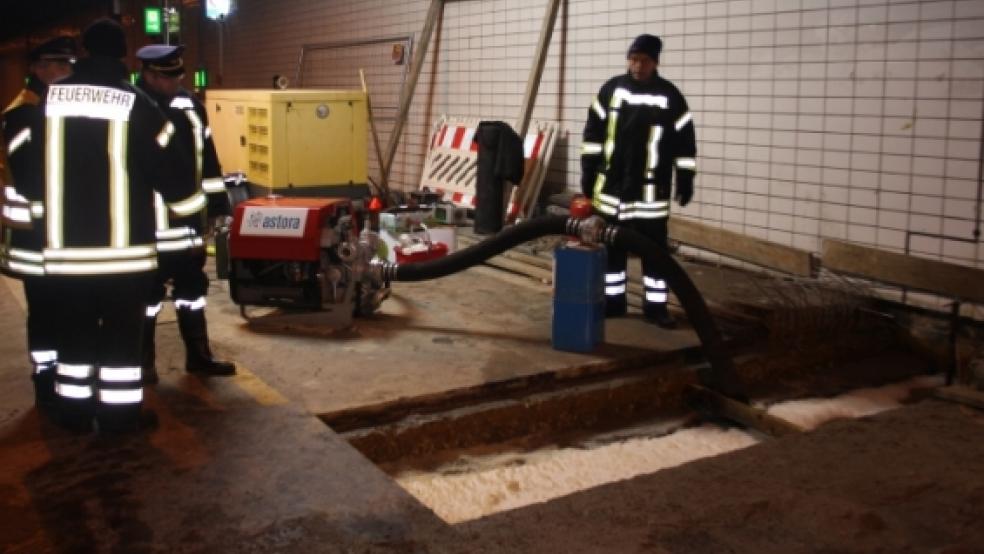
[[177, 308, 236, 376], [55, 398, 95, 434], [644, 303, 677, 329], [32, 365, 57, 412], [96, 405, 157, 433], [142, 315, 159, 385], [605, 296, 628, 318]]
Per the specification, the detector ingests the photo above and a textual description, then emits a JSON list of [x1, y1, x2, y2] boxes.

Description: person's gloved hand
[[675, 173, 694, 207]]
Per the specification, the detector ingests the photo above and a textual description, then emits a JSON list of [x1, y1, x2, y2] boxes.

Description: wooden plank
[[457, 233, 554, 271], [359, 69, 389, 199], [821, 239, 984, 304], [514, 0, 562, 216], [516, 0, 562, 138], [684, 384, 804, 437], [933, 386, 984, 411], [483, 255, 553, 284], [381, 0, 443, 188], [669, 218, 815, 277]]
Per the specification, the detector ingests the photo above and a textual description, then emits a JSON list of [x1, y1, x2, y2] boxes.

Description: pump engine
[[226, 196, 389, 327]]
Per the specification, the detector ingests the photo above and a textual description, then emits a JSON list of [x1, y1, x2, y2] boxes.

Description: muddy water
[[395, 375, 942, 524]]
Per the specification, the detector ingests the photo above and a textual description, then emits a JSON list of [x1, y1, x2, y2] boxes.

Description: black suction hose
[[388, 216, 564, 281], [378, 215, 746, 401], [607, 224, 747, 402]]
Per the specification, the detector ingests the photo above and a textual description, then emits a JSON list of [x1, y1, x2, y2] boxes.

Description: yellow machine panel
[[204, 89, 368, 192]]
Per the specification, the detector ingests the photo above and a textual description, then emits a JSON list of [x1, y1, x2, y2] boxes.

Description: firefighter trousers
[[23, 276, 60, 385], [148, 248, 209, 305], [603, 217, 671, 317], [24, 276, 60, 373], [49, 273, 153, 424]]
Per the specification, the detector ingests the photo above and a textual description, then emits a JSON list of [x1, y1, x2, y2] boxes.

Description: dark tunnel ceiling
[[0, 0, 108, 43]]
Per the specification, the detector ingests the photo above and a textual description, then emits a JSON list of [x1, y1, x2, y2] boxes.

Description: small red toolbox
[[395, 241, 448, 264]]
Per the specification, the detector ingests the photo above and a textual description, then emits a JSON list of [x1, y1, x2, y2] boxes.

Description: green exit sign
[[144, 7, 163, 34], [194, 69, 208, 89]]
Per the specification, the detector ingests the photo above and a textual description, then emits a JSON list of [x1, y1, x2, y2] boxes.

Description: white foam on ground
[[395, 374, 942, 524], [764, 374, 942, 430]]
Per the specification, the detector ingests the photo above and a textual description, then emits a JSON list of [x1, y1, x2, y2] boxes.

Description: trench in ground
[[318, 331, 938, 523]]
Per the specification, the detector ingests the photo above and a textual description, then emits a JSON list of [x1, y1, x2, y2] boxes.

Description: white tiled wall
[[203, 0, 984, 310]]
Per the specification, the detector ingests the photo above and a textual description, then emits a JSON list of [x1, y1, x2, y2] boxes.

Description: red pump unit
[[227, 196, 389, 323]]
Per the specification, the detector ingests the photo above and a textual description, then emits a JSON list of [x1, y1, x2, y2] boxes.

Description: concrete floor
[[0, 253, 980, 552], [0, 258, 711, 552]]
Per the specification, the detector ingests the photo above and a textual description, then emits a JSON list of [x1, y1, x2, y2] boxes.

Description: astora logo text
[[260, 215, 302, 229], [247, 211, 302, 230]]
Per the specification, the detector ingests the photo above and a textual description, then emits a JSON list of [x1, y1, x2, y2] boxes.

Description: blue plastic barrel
[[552, 243, 606, 352]]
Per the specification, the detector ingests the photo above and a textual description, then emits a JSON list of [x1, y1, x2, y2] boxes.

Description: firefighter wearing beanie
[[26, 18, 204, 432], [580, 34, 697, 328]]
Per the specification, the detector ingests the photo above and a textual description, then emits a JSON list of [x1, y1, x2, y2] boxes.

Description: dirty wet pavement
[[1, 247, 982, 552]]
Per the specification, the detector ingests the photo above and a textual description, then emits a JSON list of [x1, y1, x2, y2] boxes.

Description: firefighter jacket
[[581, 72, 696, 221], [0, 134, 9, 273], [22, 56, 205, 276], [474, 120, 525, 234], [138, 81, 230, 253], [1, 76, 49, 277]]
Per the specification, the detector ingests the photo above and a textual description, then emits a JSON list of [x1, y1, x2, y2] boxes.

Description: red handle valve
[[570, 195, 592, 219]]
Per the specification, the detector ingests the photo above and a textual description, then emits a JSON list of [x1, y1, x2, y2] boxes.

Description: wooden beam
[[934, 386, 984, 411], [380, 0, 443, 189], [684, 384, 804, 438], [516, 0, 562, 139], [359, 69, 389, 199], [669, 218, 815, 277], [513, 0, 563, 219], [821, 239, 984, 304]]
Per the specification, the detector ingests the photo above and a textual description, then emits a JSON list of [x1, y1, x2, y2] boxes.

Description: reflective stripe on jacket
[[38, 57, 203, 276], [581, 72, 696, 221], [140, 86, 228, 252]]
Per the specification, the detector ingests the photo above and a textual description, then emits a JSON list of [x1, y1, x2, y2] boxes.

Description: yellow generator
[[205, 89, 368, 196]]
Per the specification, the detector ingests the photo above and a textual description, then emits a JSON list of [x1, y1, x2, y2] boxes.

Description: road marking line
[[233, 364, 289, 406]]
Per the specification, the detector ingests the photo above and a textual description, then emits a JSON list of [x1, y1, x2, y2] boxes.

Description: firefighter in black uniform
[[1, 36, 77, 408], [32, 19, 204, 431], [135, 44, 235, 383], [581, 34, 696, 328]]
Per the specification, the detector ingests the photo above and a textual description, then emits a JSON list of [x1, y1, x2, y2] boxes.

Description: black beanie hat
[[83, 18, 127, 59], [627, 34, 662, 61]]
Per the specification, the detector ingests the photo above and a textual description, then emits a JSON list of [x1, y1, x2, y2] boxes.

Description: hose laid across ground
[[376, 215, 747, 402]]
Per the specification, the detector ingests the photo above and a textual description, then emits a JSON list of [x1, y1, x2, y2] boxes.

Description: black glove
[[675, 173, 694, 207]]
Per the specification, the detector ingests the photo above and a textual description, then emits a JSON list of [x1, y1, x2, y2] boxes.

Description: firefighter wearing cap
[[1, 35, 77, 409], [580, 33, 696, 329], [136, 43, 235, 382], [29, 19, 204, 431]]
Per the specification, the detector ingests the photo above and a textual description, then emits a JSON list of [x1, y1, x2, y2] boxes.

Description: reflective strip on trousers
[[99, 388, 143, 405], [99, 366, 142, 383], [644, 276, 668, 304], [605, 271, 626, 297], [175, 296, 207, 311], [31, 350, 58, 364], [32, 350, 58, 373], [57, 363, 92, 379], [56, 382, 92, 399]]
